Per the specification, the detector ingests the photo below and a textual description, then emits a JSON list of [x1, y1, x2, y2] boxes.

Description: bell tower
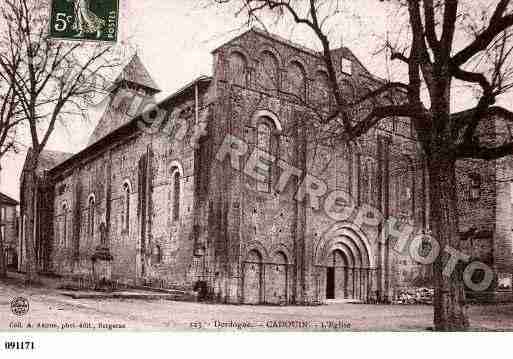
[[88, 54, 161, 146]]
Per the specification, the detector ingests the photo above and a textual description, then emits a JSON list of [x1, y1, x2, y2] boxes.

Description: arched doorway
[[267, 251, 288, 304], [326, 249, 348, 300], [243, 250, 263, 304], [315, 223, 375, 302]]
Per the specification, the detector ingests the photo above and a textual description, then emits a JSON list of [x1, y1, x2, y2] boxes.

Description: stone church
[[19, 28, 513, 304]]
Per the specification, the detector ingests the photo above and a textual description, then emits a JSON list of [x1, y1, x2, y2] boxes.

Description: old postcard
[[1, 0, 513, 354]]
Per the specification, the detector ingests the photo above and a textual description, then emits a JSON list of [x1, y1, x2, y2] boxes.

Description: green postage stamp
[[49, 0, 119, 42]]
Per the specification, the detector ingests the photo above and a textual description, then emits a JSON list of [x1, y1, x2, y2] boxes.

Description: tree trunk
[[24, 167, 39, 284], [427, 157, 469, 331]]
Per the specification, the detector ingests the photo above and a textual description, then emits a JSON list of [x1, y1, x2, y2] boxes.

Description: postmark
[[10, 297, 30, 317], [49, 0, 119, 42]]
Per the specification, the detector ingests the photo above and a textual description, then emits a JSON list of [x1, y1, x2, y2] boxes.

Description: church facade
[[19, 28, 513, 304]]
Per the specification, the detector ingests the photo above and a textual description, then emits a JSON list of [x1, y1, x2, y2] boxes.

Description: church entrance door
[[326, 267, 335, 299]]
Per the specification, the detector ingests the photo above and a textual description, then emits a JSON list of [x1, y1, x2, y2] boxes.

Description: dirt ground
[[1, 279, 512, 331]]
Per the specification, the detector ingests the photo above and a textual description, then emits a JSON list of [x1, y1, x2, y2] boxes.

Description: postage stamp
[[49, 0, 119, 42]]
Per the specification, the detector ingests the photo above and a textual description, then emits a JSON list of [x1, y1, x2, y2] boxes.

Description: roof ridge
[[40, 148, 75, 157], [213, 27, 378, 80], [53, 76, 213, 175]]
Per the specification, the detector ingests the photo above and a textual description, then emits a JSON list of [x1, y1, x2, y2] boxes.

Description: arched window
[[172, 170, 181, 221], [62, 202, 68, 247], [153, 245, 162, 264], [399, 156, 414, 217], [356, 152, 362, 205], [99, 222, 107, 246], [273, 251, 287, 266], [314, 70, 331, 110], [88, 194, 95, 238], [259, 51, 280, 93], [469, 173, 481, 201], [257, 120, 272, 192], [122, 182, 130, 233], [346, 144, 353, 196], [227, 51, 247, 87], [287, 61, 306, 100], [361, 159, 373, 205]]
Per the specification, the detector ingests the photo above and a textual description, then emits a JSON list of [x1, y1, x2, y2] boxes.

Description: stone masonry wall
[[50, 87, 210, 288], [209, 29, 427, 303]]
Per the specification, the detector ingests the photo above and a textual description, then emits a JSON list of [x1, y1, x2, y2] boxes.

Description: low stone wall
[[466, 290, 513, 303]]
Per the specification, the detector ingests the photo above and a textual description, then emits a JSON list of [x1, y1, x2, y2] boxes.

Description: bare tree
[[0, 56, 23, 278], [214, 0, 513, 330], [0, 0, 121, 283]]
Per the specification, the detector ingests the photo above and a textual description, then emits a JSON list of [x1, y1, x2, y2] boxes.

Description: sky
[[0, 0, 510, 201]]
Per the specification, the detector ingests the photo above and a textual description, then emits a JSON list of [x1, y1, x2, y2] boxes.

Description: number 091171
[[4, 341, 35, 350]]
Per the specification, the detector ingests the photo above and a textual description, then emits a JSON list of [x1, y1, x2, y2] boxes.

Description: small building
[[0, 192, 19, 270]]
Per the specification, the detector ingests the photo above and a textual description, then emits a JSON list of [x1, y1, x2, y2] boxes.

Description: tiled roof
[[114, 54, 160, 92], [37, 149, 74, 172], [51, 76, 212, 176], [452, 106, 513, 122], [86, 99, 135, 146], [0, 192, 18, 206]]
